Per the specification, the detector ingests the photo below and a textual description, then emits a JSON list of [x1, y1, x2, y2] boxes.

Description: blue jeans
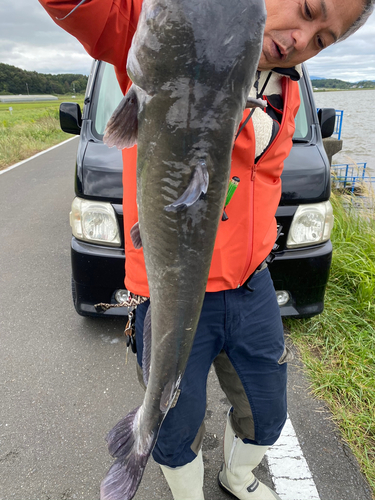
[[135, 267, 287, 467]]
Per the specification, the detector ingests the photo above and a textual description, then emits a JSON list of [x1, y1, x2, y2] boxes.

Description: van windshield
[[93, 62, 310, 141], [93, 64, 124, 136], [293, 85, 309, 141]]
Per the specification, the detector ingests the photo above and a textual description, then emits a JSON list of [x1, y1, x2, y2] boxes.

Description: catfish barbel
[[101, 0, 266, 498]]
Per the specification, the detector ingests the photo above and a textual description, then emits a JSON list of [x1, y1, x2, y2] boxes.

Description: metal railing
[[331, 162, 375, 194], [334, 110, 344, 140]]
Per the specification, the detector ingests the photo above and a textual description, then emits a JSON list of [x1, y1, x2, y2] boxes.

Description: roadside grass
[[285, 191, 375, 496], [0, 95, 85, 171]]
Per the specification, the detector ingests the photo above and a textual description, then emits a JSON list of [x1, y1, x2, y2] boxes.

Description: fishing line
[[56, 0, 88, 20]]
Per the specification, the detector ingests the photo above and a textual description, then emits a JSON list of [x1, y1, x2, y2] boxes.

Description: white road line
[[266, 416, 321, 500], [0, 136, 79, 176]]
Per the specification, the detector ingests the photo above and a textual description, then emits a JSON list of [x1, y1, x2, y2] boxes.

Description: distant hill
[[310, 77, 375, 89], [0, 62, 88, 96], [310, 75, 324, 80]]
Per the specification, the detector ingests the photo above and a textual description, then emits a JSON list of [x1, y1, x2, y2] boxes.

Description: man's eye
[[304, 1, 313, 19], [317, 35, 325, 49]]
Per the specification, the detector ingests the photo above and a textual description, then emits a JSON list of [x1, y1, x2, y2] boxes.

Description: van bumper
[[71, 237, 128, 317], [269, 240, 332, 318], [71, 237, 332, 319]]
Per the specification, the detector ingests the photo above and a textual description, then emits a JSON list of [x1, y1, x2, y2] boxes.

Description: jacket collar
[[271, 65, 302, 81]]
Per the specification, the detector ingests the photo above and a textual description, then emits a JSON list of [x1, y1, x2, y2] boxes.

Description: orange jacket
[[40, 0, 300, 296]]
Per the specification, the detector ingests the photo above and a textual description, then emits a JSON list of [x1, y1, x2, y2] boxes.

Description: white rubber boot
[[160, 449, 205, 500], [218, 414, 281, 500]]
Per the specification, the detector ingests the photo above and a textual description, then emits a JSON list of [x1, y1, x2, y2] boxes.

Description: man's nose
[[291, 27, 313, 52]]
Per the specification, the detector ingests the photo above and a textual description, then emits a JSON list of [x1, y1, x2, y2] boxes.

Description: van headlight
[[287, 201, 334, 248], [70, 197, 121, 246]]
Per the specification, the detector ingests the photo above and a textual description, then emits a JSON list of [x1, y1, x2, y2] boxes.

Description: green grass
[[286, 191, 375, 497], [0, 95, 85, 170]]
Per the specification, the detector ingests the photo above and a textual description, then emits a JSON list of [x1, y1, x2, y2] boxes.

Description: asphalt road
[[0, 139, 372, 500]]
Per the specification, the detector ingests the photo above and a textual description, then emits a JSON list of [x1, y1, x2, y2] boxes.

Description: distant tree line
[[311, 78, 375, 89], [0, 62, 88, 95]]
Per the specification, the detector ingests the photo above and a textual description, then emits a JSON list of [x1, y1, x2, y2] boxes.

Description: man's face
[[259, 0, 364, 69]]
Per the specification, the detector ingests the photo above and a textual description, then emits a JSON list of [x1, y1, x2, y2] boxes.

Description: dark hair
[[339, 0, 374, 41]]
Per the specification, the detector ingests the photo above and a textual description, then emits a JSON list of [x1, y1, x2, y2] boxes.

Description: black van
[[60, 61, 335, 318]]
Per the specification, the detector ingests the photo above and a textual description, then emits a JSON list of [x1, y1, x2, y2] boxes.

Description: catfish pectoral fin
[[104, 85, 139, 150], [101, 406, 156, 500], [164, 160, 209, 211]]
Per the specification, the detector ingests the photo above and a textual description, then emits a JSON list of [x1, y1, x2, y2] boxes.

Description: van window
[[94, 64, 124, 135], [293, 86, 309, 140]]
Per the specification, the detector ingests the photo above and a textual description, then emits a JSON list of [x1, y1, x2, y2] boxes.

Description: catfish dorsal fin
[[104, 84, 139, 150], [164, 160, 209, 212]]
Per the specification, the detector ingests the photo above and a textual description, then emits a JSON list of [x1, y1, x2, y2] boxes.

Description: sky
[[1, 1, 375, 82]]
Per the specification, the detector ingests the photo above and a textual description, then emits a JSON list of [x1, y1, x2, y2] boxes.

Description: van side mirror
[[317, 108, 336, 139], [60, 102, 82, 135]]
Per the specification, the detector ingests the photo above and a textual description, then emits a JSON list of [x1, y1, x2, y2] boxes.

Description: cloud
[[1, 1, 375, 80], [306, 11, 375, 81], [1, 41, 93, 75], [0, 1, 92, 74]]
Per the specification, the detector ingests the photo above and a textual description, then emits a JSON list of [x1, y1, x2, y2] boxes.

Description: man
[[39, 1, 373, 499]]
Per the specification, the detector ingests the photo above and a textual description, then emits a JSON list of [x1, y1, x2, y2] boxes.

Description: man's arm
[[38, 0, 142, 92]]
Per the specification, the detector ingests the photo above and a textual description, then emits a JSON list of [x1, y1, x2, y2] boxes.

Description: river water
[[313, 89, 375, 175]]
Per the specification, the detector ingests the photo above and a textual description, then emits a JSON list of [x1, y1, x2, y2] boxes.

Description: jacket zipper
[[252, 164, 257, 181], [239, 78, 290, 285], [239, 173, 255, 285], [255, 77, 290, 167]]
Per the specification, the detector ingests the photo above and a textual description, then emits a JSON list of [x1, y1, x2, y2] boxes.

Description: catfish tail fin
[[100, 406, 157, 500]]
